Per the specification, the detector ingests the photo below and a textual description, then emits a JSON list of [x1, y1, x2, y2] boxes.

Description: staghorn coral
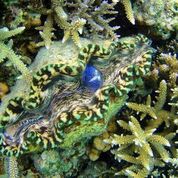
[[6, 156, 19, 178], [145, 53, 178, 95], [61, 18, 86, 48], [105, 115, 171, 176], [105, 79, 177, 177], [156, 53, 178, 89], [51, 0, 87, 47], [112, 0, 135, 24], [65, 0, 119, 39], [36, 14, 55, 49], [0, 27, 32, 84], [145, 53, 178, 123], [157, 39, 178, 56], [28, 0, 119, 48], [127, 80, 177, 129], [120, 0, 135, 24], [169, 87, 178, 125]]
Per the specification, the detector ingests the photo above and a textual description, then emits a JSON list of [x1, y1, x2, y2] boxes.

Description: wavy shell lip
[[0, 35, 154, 156], [4, 115, 44, 141]]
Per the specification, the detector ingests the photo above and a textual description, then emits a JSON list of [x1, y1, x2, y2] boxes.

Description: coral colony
[[0, 0, 177, 177]]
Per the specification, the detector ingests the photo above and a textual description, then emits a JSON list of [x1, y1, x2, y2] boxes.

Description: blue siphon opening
[[81, 64, 103, 92]]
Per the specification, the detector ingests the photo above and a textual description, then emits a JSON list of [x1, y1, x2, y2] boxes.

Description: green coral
[[32, 145, 87, 177], [6, 157, 19, 178], [0, 27, 32, 84], [65, 0, 119, 38], [169, 87, 178, 125], [128, 80, 177, 129], [61, 18, 86, 48], [133, 0, 178, 39], [120, 0, 135, 24], [105, 80, 177, 177], [29, 0, 119, 48], [105, 115, 171, 176], [36, 14, 55, 49], [146, 53, 178, 116]]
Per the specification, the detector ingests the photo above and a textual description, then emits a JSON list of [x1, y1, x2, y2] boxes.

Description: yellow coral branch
[[36, 14, 55, 49], [6, 157, 19, 178], [0, 43, 32, 84], [0, 27, 25, 41], [127, 102, 157, 119], [154, 80, 167, 110], [121, 0, 135, 24]]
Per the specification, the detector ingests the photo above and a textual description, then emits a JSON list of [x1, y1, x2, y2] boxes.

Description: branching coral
[[169, 87, 178, 125], [51, 0, 87, 47], [112, 0, 135, 24], [120, 0, 135, 24], [65, 0, 119, 39], [127, 80, 177, 129], [36, 14, 55, 49], [61, 18, 86, 48], [156, 53, 178, 89], [0, 27, 32, 84], [6, 157, 19, 178], [29, 0, 119, 48], [146, 53, 178, 118], [105, 115, 171, 175], [145, 53, 176, 90], [104, 80, 177, 177]]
